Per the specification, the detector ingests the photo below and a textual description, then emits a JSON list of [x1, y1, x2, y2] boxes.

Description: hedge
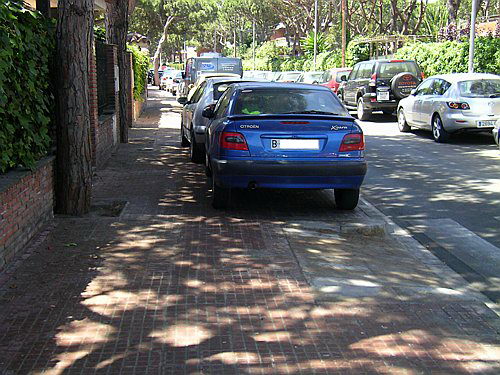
[[128, 45, 149, 101], [0, 1, 54, 173], [394, 37, 500, 76]]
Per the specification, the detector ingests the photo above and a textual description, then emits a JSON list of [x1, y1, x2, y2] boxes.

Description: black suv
[[339, 59, 423, 120]]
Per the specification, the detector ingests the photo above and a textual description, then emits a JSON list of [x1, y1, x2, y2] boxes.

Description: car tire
[[431, 114, 450, 143], [334, 189, 360, 210], [189, 131, 204, 164], [357, 97, 372, 121], [180, 124, 189, 147], [212, 177, 230, 209], [397, 108, 411, 132]]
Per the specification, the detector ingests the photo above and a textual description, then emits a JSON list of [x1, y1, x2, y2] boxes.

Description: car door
[[355, 62, 373, 100], [412, 79, 434, 126], [420, 79, 451, 128], [344, 64, 360, 104], [184, 82, 207, 133], [206, 89, 233, 156]]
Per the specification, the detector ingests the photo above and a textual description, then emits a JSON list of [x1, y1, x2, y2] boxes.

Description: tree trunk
[[55, 0, 94, 215], [153, 16, 175, 86], [446, 0, 461, 25], [106, 0, 130, 143]]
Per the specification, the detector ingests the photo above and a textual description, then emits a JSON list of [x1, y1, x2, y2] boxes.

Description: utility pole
[[233, 28, 237, 57], [468, 0, 478, 73], [313, 0, 318, 70], [213, 29, 216, 52], [252, 19, 256, 71], [341, 0, 347, 67]]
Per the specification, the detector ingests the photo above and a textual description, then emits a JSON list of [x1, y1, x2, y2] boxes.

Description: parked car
[[493, 119, 499, 148], [397, 73, 500, 142], [321, 68, 352, 93], [202, 82, 367, 209], [295, 71, 324, 84], [181, 72, 241, 100], [266, 71, 281, 81], [178, 77, 264, 163], [160, 70, 181, 92], [166, 71, 183, 95], [341, 59, 423, 120], [275, 71, 302, 83]]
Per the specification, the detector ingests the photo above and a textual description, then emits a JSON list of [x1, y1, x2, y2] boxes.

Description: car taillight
[[421, 72, 425, 79], [220, 132, 248, 151], [369, 73, 377, 86], [339, 133, 364, 152], [447, 102, 470, 110]]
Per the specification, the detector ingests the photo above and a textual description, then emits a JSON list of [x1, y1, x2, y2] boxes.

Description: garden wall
[[0, 157, 54, 271]]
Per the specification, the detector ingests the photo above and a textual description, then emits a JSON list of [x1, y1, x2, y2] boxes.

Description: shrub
[[0, 1, 54, 173], [395, 37, 500, 76], [127, 45, 149, 101]]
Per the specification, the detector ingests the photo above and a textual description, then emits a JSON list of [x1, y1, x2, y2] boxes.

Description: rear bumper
[[212, 158, 367, 189], [362, 93, 398, 110], [441, 112, 499, 132]]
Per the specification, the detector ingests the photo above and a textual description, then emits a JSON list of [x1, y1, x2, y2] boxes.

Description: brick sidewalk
[[0, 88, 499, 374]]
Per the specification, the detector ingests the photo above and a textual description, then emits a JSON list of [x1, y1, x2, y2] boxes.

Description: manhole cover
[[90, 200, 127, 217]]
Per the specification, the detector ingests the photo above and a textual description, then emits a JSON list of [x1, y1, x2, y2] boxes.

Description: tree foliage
[[0, 1, 54, 173], [128, 45, 149, 101]]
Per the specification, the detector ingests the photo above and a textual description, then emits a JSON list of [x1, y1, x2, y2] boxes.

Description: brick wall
[[0, 157, 54, 271]]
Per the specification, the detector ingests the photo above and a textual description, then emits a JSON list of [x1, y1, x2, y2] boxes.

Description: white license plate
[[377, 91, 389, 101], [271, 139, 319, 150], [477, 120, 496, 128]]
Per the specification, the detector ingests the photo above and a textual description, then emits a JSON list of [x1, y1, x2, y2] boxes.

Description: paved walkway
[[0, 88, 499, 374]]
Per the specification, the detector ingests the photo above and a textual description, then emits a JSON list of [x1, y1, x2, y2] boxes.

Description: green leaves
[[128, 44, 149, 101], [0, 1, 54, 173]]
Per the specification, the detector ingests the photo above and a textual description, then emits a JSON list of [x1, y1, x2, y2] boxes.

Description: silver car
[[178, 77, 265, 163], [397, 73, 500, 142], [493, 119, 499, 148], [295, 71, 324, 84]]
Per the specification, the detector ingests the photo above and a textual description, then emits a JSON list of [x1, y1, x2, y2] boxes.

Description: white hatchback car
[[397, 73, 500, 142]]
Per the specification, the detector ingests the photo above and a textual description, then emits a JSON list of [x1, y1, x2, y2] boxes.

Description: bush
[[127, 45, 149, 101], [0, 1, 54, 173], [346, 41, 370, 66], [395, 37, 500, 76]]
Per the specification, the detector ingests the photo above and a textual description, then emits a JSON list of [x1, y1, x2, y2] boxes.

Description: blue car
[[203, 82, 367, 209]]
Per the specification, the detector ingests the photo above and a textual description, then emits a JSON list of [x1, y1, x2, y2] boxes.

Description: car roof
[[207, 77, 267, 84], [428, 72, 500, 83], [230, 82, 332, 91], [328, 67, 352, 72]]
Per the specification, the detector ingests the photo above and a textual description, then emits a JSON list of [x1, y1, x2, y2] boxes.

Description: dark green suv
[[339, 59, 423, 120]]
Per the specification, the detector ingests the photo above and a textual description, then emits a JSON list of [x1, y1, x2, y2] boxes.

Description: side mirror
[[202, 104, 216, 119], [410, 89, 417, 96], [340, 75, 347, 82], [177, 97, 188, 105]]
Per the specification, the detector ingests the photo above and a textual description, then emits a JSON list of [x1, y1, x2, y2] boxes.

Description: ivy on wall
[[127, 44, 149, 101], [0, 1, 54, 173]]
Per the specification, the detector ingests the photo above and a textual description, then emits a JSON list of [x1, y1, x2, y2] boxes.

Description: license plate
[[477, 120, 496, 128], [271, 139, 319, 150], [377, 91, 389, 101]]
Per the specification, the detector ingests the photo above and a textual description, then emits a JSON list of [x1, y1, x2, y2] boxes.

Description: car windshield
[[378, 62, 419, 79], [281, 72, 301, 81], [336, 71, 350, 82], [233, 88, 348, 116], [458, 79, 500, 98]]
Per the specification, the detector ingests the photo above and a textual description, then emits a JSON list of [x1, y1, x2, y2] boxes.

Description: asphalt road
[[359, 112, 500, 302]]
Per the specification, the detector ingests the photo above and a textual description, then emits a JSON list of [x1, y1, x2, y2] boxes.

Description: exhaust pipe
[[248, 181, 258, 190]]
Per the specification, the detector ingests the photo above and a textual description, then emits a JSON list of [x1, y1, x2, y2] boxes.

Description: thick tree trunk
[[106, 0, 130, 143], [446, 0, 461, 25], [55, 0, 94, 215]]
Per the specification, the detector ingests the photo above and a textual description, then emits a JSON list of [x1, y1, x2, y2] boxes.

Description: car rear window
[[458, 79, 500, 98], [377, 62, 419, 79], [233, 88, 348, 116]]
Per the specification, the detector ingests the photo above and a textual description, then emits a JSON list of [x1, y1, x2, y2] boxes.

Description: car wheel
[[397, 108, 411, 132], [212, 176, 230, 209], [180, 124, 189, 147], [189, 131, 204, 164], [334, 189, 360, 210], [431, 114, 450, 143], [357, 97, 372, 121]]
